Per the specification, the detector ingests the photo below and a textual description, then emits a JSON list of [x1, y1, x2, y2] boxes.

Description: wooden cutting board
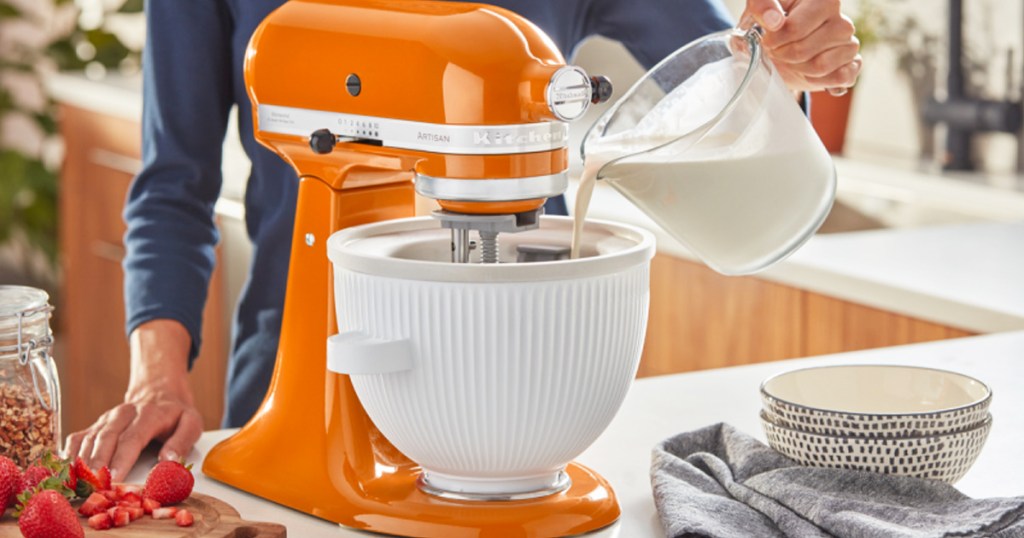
[[0, 492, 286, 537]]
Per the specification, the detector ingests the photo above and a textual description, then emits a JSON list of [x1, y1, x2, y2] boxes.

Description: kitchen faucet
[[923, 0, 1024, 171]]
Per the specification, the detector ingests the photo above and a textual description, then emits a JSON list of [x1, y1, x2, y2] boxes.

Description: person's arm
[[65, 0, 233, 481]]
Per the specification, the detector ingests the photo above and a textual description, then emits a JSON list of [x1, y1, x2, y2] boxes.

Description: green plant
[[852, 0, 884, 52], [0, 0, 141, 286]]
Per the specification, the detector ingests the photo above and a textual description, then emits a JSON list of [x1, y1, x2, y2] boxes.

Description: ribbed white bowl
[[326, 216, 655, 498]]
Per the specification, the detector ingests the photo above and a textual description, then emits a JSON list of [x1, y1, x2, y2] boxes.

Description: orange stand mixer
[[202, 0, 619, 536]]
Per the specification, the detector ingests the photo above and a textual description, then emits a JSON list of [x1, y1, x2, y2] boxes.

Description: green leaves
[[0, 150, 58, 261], [1, 0, 141, 276]]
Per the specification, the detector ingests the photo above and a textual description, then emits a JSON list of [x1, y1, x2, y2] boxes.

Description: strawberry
[[116, 484, 143, 496], [124, 505, 145, 521], [87, 512, 112, 531], [0, 455, 19, 511], [72, 458, 100, 492], [19, 465, 53, 495], [99, 489, 120, 502], [142, 497, 161, 514], [119, 491, 143, 507], [175, 508, 194, 527], [152, 506, 178, 519], [143, 460, 194, 505], [17, 490, 84, 538], [78, 492, 112, 516], [112, 507, 131, 527], [95, 466, 112, 491]]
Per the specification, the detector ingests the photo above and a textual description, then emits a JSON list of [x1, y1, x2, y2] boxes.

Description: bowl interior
[[762, 365, 990, 415]]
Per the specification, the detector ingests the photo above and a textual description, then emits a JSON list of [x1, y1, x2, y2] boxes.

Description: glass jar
[[0, 286, 61, 469]]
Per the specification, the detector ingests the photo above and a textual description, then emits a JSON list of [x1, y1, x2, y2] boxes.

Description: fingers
[[64, 430, 86, 461], [743, 0, 787, 31], [769, 16, 858, 65], [158, 408, 203, 463], [783, 41, 860, 79], [86, 406, 138, 470], [106, 405, 178, 482], [804, 55, 863, 90], [762, 0, 840, 49]]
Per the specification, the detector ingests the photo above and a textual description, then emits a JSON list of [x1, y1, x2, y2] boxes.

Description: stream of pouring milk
[[571, 57, 834, 275]]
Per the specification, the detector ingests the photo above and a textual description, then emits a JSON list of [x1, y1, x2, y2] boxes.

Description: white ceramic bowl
[[761, 411, 991, 483], [326, 216, 655, 499], [761, 365, 992, 438]]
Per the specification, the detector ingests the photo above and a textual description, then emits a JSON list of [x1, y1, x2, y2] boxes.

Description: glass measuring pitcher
[[579, 27, 835, 275]]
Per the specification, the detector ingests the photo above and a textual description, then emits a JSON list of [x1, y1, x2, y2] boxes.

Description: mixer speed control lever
[[309, 129, 336, 155]]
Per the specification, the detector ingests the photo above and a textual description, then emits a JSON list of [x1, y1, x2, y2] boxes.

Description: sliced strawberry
[[96, 466, 112, 491], [116, 484, 143, 496], [98, 487, 119, 502], [105, 506, 118, 519], [78, 492, 113, 516], [112, 507, 131, 528], [142, 497, 161, 514], [175, 508, 194, 527], [152, 506, 178, 519], [119, 491, 142, 507], [124, 505, 144, 521], [65, 464, 78, 492], [73, 458, 103, 491], [98, 489, 120, 502], [87, 512, 113, 531]]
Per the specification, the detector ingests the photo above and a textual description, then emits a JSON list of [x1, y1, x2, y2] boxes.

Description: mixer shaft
[[434, 209, 543, 264]]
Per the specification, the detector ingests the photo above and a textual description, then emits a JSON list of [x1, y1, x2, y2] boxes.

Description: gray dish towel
[[651, 423, 1024, 538]]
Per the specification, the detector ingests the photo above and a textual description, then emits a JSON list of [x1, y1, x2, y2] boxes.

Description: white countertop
[[123, 331, 1024, 536]]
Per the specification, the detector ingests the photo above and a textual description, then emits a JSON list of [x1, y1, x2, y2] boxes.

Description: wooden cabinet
[[57, 105, 229, 434], [638, 254, 975, 378]]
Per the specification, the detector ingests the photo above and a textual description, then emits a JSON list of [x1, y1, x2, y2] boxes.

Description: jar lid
[[0, 286, 52, 346], [327, 215, 655, 283]]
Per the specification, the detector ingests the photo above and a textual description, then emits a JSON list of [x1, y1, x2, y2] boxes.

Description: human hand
[[741, 0, 862, 94], [64, 319, 203, 483]]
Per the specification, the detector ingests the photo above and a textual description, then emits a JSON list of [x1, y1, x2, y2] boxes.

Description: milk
[[571, 55, 835, 275]]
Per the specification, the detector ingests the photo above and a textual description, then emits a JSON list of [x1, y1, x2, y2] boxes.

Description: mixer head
[[245, 0, 611, 263]]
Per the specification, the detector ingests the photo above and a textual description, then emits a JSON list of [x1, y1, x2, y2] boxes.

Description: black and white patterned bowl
[[761, 411, 991, 483], [761, 365, 992, 438]]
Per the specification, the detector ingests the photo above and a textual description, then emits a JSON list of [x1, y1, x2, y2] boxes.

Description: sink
[[816, 159, 1024, 234], [818, 192, 984, 234]]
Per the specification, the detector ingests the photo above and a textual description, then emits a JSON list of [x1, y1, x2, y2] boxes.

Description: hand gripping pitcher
[[576, 27, 836, 275]]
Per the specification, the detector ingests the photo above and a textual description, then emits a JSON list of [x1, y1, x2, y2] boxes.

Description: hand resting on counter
[[64, 319, 203, 482]]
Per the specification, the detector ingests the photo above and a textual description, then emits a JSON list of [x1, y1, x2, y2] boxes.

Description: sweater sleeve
[[586, 0, 733, 70], [122, 0, 234, 365]]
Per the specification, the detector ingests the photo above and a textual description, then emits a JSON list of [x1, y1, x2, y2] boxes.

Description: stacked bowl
[[760, 365, 992, 483]]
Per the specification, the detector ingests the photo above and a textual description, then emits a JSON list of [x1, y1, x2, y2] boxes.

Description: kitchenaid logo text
[[552, 87, 590, 103], [471, 129, 565, 146]]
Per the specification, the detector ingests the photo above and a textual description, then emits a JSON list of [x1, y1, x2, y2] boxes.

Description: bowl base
[[419, 469, 571, 501]]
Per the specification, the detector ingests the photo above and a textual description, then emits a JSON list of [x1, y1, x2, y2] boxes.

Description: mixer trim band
[[257, 104, 570, 155], [415, 173, 567, 201]]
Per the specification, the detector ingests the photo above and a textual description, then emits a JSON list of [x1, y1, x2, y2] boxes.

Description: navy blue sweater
[[124, 0, 732, 427]]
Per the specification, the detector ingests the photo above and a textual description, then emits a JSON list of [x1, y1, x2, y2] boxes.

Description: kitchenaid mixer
[[201, 1, 631, 536]]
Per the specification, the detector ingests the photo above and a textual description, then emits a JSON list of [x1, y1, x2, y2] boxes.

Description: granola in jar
[[0, 286, 60, 469]]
